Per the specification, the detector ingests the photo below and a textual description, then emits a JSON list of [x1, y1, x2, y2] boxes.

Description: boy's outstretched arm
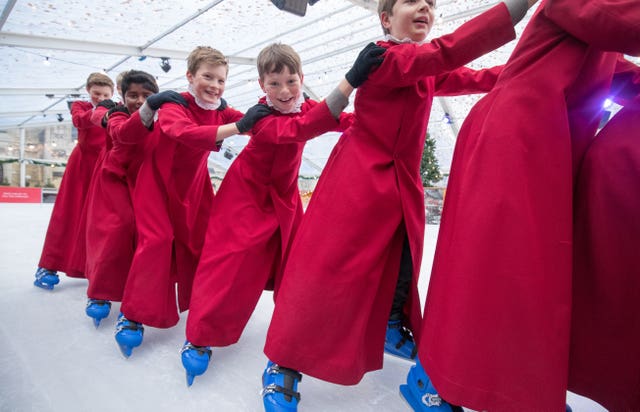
[[325, 42, 386, 119], [212, 103, 272, 141]]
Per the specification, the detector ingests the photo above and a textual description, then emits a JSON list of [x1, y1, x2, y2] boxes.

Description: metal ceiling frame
[[0, 0, 505, 138]]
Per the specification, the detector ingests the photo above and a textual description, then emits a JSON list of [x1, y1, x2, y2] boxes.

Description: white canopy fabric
[[0, 0, 636, 175]]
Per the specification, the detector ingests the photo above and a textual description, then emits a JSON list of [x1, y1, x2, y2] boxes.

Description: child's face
[[381, 0, 436, 43], [124, 83, 155, 114], [259, 67, 302, 114], [186, 62, 227, 105], [87, 85, 113, 106]]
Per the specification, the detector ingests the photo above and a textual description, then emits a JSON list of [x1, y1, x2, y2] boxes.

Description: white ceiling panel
[[1, 0, 637, 174]]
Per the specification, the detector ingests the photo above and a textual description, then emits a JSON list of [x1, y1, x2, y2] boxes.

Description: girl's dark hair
[[120, 70, 159, 96]]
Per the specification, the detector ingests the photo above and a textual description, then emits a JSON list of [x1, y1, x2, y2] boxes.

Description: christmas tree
[[420, 133, 441, 187]]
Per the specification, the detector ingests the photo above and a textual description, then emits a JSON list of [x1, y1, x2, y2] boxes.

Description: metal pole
[[19, 127, 25, 187]]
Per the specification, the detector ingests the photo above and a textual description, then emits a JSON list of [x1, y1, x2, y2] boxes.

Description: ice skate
[[114, 313, 144, 358], [400, 359, 462, 412], [180, 341, 211, 386], [85, 299, 111, 328], [385, 319, 417, 361], [33, 267, 59, 290], [261, 360, 302, 412]]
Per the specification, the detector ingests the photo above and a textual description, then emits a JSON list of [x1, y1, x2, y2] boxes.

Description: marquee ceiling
[[0, 0, 636, 174]]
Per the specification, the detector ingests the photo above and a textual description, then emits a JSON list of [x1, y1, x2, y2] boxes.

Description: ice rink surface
[[0, 204, 607, 412]]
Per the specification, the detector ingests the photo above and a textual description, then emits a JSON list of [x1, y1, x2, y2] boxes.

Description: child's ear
[[380, 11, 392, 31], [186, 71, 194, 84], [258, 77, 266, 92]]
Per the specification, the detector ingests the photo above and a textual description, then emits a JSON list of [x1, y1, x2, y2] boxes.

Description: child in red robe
[[179, 42, 384, 386], [570, 58, 640, 412], [408, 1, 640, 411], [114, 47, 268, 358], [34, 72, 114, 290], [261, 0, 537, 410], [83, 70, 187, 328]]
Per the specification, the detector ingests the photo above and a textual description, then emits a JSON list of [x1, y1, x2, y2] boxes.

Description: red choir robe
[[38, 100, 106, 277], [570, 67, 640, 412], [85, 110, 153, 301], [65, 105, 112, 278], [264, 3, 516, 386], [420, 1, 640, 411], [121, 93, 243, 328], [186, 97, 352, 347]]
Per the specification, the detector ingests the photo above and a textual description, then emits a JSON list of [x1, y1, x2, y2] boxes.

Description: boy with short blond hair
[[113, 46, 268, 358], [34, 72, 114, 290], [179, 41, 384, 387]]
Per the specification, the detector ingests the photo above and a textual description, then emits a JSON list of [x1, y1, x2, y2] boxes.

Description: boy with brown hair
[[113, 46, 269, 357], [180, 41, 383, 386], [34, 72, 114, 289], [260, 0, 537, 410]]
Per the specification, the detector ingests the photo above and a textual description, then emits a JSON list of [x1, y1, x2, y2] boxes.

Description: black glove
[[146, 90, 188, 111], [96, 99, 117, 110], [235, 104, 272, 134], [345, 42, 386, 88], [101, 105, 129, 128]]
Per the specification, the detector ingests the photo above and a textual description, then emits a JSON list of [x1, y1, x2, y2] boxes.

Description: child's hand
[[236, 104, 272, 134], [345, 42, 386, 88], [146, 90, 188, 111], [101, 105, 129, 128], [96, 99, 117, 110]]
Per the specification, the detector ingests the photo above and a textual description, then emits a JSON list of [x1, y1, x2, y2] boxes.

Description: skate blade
[[34, 280, 54, 290], [400, 383, 424, 411], [384, 349, 417, 363], [118, 344, 133, 358]]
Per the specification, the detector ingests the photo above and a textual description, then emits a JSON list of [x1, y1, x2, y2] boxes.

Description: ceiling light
[[160, 57, 171, 73]]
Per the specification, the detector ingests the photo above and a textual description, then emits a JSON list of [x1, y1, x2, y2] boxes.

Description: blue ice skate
[[261, 360, 302, 412], [33, 267, 59, 290], [85, 299, 112, 328], [180, 341, 211, 386], [400, 359, 462, 412], [114, 313, 144, 358], [385, 319, 417, 361]]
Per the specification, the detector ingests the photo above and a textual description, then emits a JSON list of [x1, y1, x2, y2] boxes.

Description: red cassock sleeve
[[71, 101, 96, 129], [544, 0, 640, 55], [157, 102, 241, 151], [108, 110, 151, 145], [251, 100, 340, 144], [90, 105, 109, 128], [434, 65, 503, 96]]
